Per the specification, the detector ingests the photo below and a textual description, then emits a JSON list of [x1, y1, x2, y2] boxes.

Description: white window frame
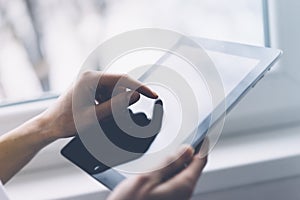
[[223, 0, 300, 135]]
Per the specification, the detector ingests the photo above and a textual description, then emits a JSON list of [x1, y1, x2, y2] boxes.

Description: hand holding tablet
[[61, 37, 281, 190], [107, 143, 208, 200]]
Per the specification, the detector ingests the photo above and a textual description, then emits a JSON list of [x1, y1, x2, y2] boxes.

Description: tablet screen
[[101, 43, 260, 175]]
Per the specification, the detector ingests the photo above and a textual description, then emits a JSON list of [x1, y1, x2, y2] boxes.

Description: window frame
[[0, 0, 299, 136], [222, 0, 300, 135]]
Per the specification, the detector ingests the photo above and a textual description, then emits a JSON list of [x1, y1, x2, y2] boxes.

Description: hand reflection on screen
[[100, 99, 164, 154], [61, 99, 163, 175]]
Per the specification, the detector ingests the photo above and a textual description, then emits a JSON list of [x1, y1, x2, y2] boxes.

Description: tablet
[[61, 37, 282, 190]]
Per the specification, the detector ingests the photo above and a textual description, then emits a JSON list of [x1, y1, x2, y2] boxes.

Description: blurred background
[[0, 0, 264, 105], [2, 1, 300, 199]]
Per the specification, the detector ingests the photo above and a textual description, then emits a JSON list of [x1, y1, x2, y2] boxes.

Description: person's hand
[[0, 70, 159, 184], [107, 142, 208, 200], [40, 71, 158, 141]]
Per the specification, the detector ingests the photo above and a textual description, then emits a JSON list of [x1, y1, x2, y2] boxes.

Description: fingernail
[[187, 148, 195, 158], [179, 145, 195, 157], [196, 138, 210, 159], [155, 99, 163, 106], [152, 91, 159, 98]]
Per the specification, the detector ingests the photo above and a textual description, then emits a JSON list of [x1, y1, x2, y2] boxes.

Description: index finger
[[100, 73, 158, 99]]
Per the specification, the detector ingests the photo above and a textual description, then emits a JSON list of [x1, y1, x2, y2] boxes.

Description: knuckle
[[81, 70, 95, 78], [185, 175, 196, 184], [79, 71, 94, 83], [121, 73, 130, 81], [81, 70, 102, 79], [135, 174, 151, 184], [79, 70, 102, 85]]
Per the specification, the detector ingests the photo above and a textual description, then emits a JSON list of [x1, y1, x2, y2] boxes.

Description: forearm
[[0, 114, 56, 184]]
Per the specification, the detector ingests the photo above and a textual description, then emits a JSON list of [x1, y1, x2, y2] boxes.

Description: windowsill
[[222, 73, 300, 136], [0, 83, 299, 199], [4, 124, 300, 200]]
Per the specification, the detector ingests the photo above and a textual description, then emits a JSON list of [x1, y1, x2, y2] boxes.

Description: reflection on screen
[[103, 45, 259, 175]]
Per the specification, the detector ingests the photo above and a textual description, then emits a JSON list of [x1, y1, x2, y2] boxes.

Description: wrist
[[30, 114, 59, 147], [5, 114, 58, 155]]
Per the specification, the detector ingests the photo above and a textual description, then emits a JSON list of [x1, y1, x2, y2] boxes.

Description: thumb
[[95, 91, 140, 121], [149, 145, 195, 187]]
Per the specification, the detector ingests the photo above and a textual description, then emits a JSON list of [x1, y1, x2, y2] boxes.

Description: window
[[222, 0, 300, 135], [0, 0, 264, 105], [2, 0, 297, 135]]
